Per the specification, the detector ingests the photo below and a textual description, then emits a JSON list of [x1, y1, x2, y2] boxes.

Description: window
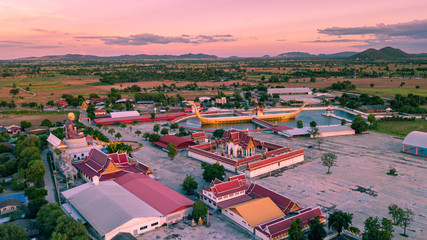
[[278, 162, 280, 166], [140, 226, 147, 230], [242, 220, 247, 225], [151, 222, 158, 227], [229, 213, 234, 216]]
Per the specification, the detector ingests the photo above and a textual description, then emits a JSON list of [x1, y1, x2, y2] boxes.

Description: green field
[[374, 120, 427, 137], [355, 88, 427, 98]]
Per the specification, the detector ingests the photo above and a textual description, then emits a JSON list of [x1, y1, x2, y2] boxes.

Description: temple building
[[220, 129, 257, 158], [73, 148, 148, 182]]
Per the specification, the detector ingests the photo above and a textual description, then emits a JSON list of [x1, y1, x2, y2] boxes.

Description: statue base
[[64, 138, 88, 149]]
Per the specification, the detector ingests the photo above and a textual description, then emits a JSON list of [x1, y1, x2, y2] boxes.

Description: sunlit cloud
[[75, 33, 237, 46]]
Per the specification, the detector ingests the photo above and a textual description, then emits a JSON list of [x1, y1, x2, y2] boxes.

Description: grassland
[[355, 88, 427, 98], [374, 120, 427, 137]]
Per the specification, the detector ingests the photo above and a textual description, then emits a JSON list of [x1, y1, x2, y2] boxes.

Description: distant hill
[[276, 51, 357, 58], [15, 53, 218, 61], [277, 52, 314, 58], [351, 47, 412, 60]]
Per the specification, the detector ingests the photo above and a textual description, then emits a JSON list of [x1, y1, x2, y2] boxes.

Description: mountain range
[[11, 47, 426, 61]]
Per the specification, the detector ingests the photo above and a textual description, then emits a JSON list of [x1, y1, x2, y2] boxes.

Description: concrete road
[[41, 149, 57, 202]]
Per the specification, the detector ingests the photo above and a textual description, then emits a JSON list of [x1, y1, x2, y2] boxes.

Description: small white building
[[267, 87, 312, 95], [200, 177, 248, 210]]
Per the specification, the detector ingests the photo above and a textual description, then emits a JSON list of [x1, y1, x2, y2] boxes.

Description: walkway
[[41, 149, 56, 202]]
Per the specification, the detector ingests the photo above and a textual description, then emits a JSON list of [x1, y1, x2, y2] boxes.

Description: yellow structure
[[225, 197, 285, 228], [81, 101, 88, 109], [184, 101, 308, 125]]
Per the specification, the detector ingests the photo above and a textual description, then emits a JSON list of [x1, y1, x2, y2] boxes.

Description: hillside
[[351, 47, 411, 60]]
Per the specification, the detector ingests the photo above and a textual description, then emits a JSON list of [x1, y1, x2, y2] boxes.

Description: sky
[[1, 0, 427, 59]]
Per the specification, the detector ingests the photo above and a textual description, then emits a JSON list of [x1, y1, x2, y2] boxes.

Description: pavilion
[[403, 131, 427, 157]]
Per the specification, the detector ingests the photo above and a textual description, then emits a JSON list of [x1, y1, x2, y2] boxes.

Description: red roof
[[256, 207, 324, 238], [209, 179, 247, 198], [229, 174, 247, 183], [56, 100, 68, 106], [91, 97, 107, 103], [114, 173, 194, 215], [153, 135, 195, 150], [73, 148, 142, 180]]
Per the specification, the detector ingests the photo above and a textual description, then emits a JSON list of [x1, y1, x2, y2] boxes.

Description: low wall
[[246, 154, 304, 178]]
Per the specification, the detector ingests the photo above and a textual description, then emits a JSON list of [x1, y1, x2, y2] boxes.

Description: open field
[[374, 120, 427, 137], [87, 121, 426, 240], [354, 88, 427, 98], [0, 113, 68, 126]]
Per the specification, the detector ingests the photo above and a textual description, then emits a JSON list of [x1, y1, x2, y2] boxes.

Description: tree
[[114, 132, 122, 139], [167, 143, 177, 160], [321, 152, 337, 174], [9, 88, 19, 95], [310, 120, 317, 128], [26, 160, 45, 186], [328, 211, 353, 236], [20, 120, 32, 130], [201, 162, 225, 182], [181, 174, 198, 195], [341, 119, 347, 125], [398, 208, 415, 237], [153, 124, 160, 133], [297, 120, 304, 128], [135, 130, 142, 136], [108, 128, 115, 135], [36, 203, 65, 236], [362, 217, 394, 240], [25, 187, 48, 200], [370, 83, 375, 88], [151, 112, 156, 119], [160, 128, 169, 135], [28, 198, 48, 218], [52, 215, 89, 240], [143, 132, 151, 140], [170, 122, 179, 130], [213, 129, 225, 138], [310, 76, 316, 83], [40, 119, 52, 127], [308, 216, 327, 240], [192, 200, 208, 221], [288, 218, 305, 240], [351, 114, 368, 134], [149, 133, 161, 142], [388, 204, 402, 225], [96, 123, 103, 128], [367, 114, 376, 124], [0, 224, 28, 240]]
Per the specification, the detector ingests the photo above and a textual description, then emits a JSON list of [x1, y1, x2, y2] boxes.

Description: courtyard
[[97, 122, 426, 239]]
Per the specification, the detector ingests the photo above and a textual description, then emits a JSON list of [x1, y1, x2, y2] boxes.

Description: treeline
[[390, 94, 427, 114], [99, 68, 243, 84]]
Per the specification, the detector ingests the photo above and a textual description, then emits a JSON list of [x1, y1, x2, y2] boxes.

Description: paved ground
[[41, 149, 57, 203], [91, 121, 426, 239]]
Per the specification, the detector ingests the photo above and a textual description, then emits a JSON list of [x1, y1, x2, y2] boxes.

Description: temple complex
[[188, 129, 305, 178]]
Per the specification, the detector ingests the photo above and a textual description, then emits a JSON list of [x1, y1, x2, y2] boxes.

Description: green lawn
[[355, 88, 427, 98], [374, 120, 427, 137]]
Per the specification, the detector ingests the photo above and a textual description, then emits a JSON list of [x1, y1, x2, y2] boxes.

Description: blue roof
[[0, 193, 26, 203]]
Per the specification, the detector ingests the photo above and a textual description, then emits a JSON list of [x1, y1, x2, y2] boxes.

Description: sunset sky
[[1, 0, 427, 59]]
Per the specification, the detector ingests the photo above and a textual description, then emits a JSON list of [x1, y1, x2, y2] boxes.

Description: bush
[[11, 178, 26, 191], [149, 134, 161, 142], [25, 187, 48, 200]]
